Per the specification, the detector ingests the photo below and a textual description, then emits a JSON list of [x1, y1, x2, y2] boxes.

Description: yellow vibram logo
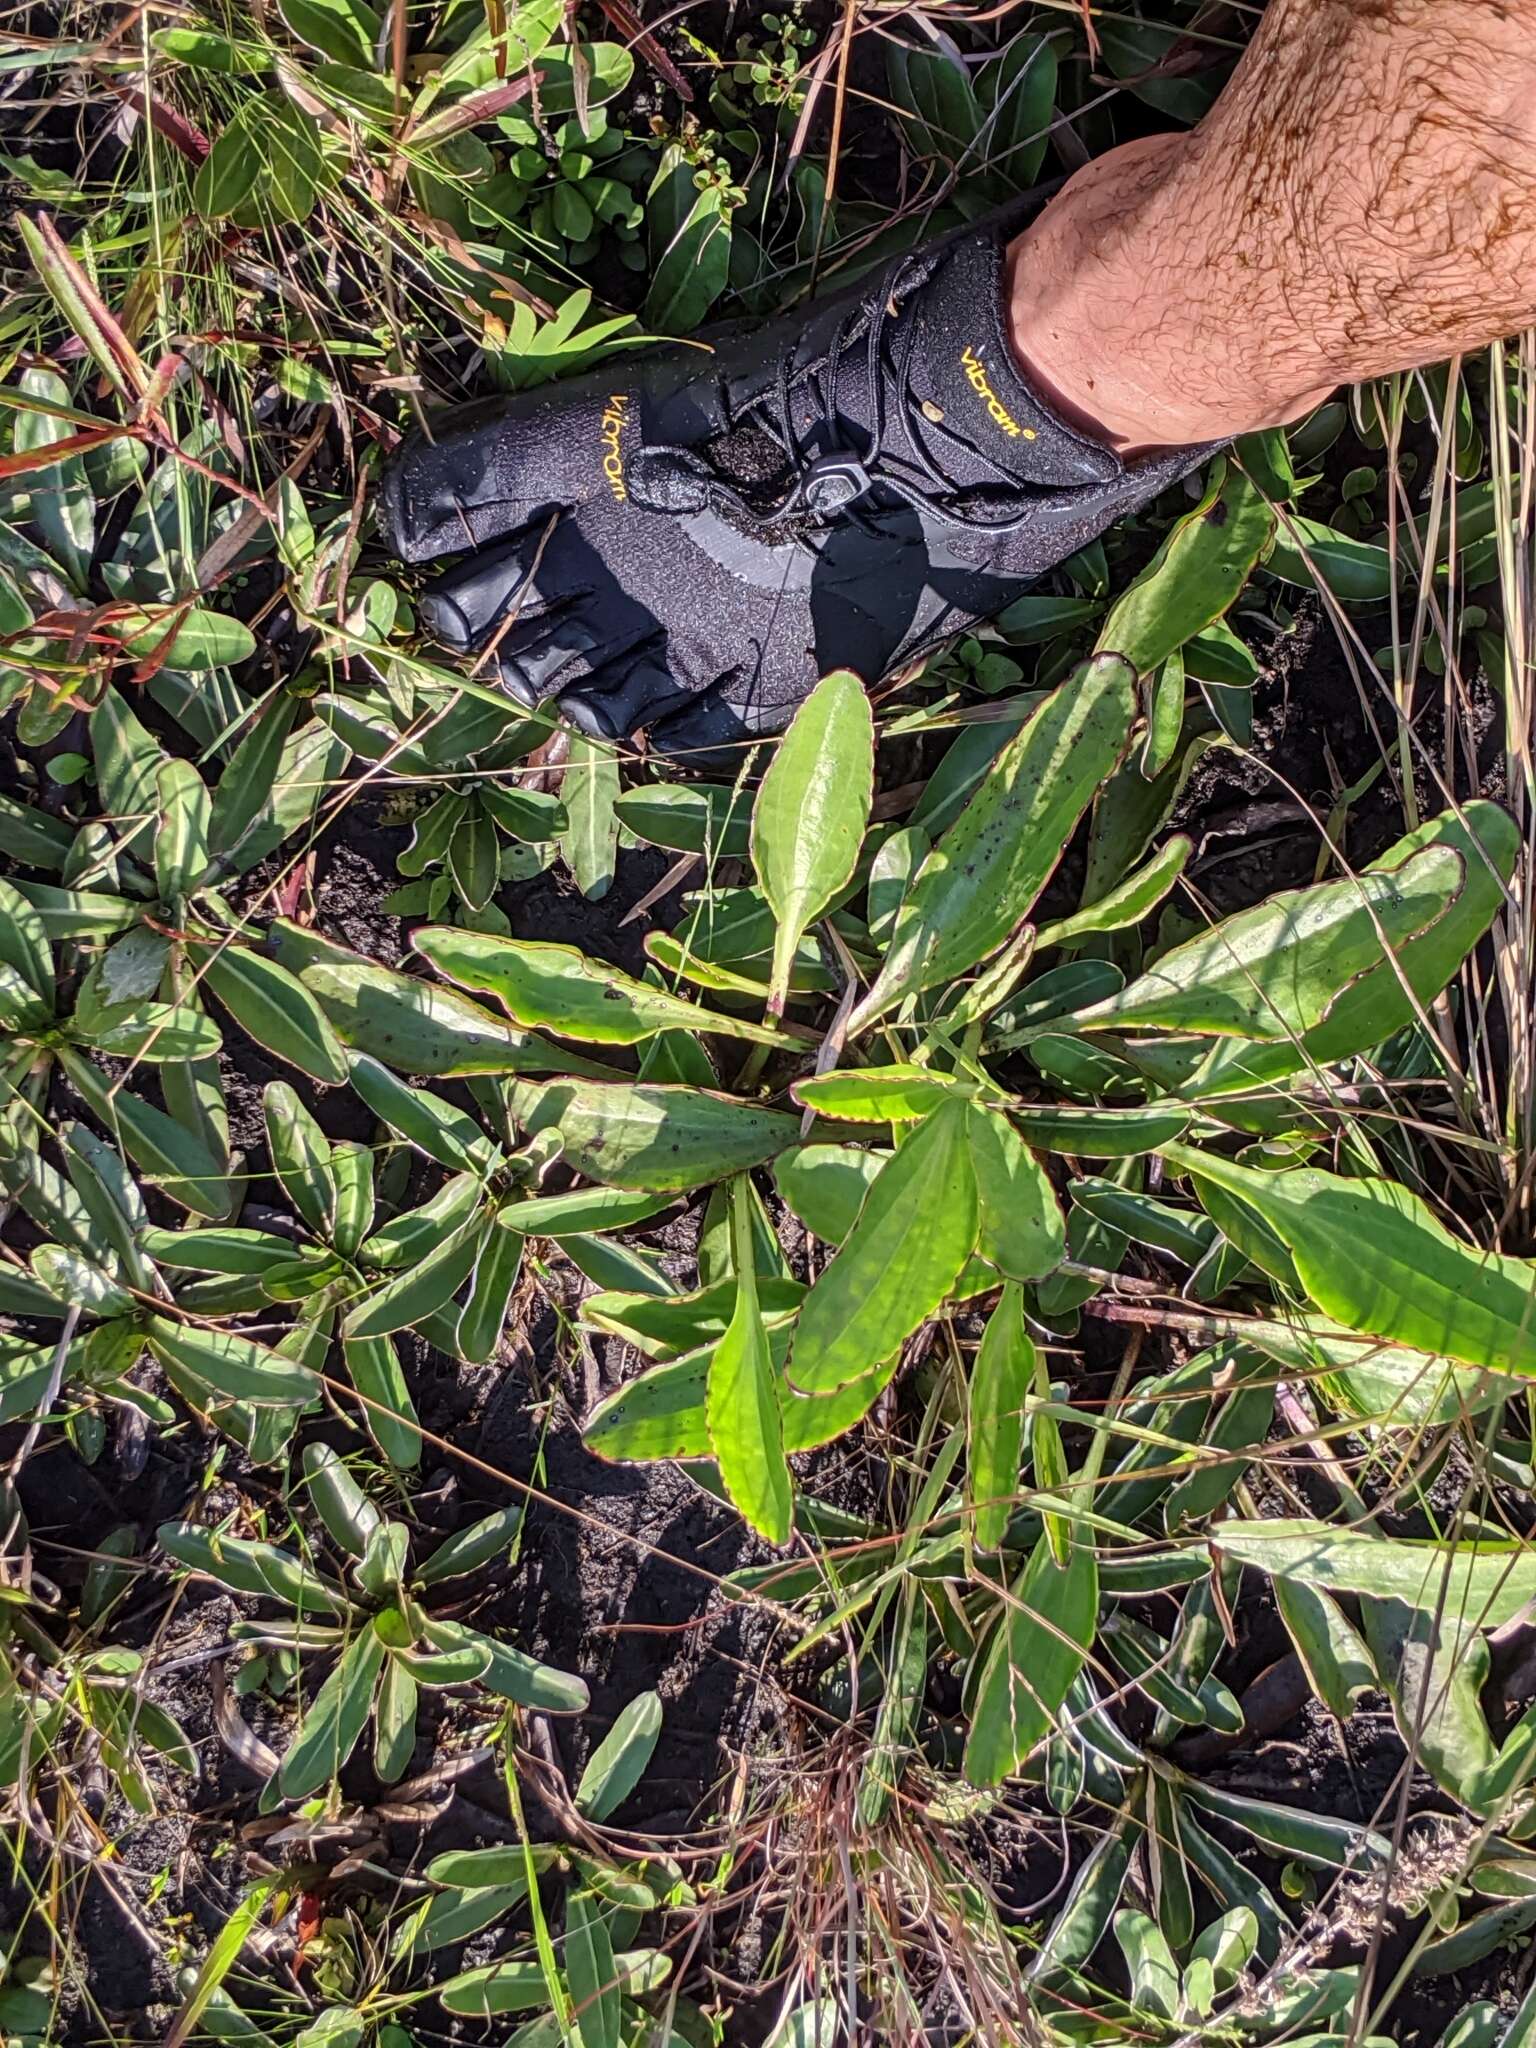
[[961, 346, 1036, 441], [600, 394, 629, 502]]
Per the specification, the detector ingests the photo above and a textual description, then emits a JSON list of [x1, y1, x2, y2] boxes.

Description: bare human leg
[[1008, 0, 1536, 451]]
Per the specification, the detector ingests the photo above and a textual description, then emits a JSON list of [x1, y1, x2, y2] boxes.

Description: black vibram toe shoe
[[379, 209, 1213, 755]]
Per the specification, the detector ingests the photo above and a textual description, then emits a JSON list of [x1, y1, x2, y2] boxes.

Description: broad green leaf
[[415, 928, 793, 1049], [420, 1617, 587, 1712], [706, 1178, 792, 1543], [303, 1443, 382, 1557], [1095, 465, 1274, 674], [1273, 1576, 1380, 1723], [1266, 517, 1391, 601], [89, 686, 163, 858], [72, 997, 222, 1063], [209, 692, 298, 859], [32, 1243, 130, 1316], [565, 1890, 620, 2048], [154, 759, 211, 902], [851, 656, 1135, 1030], [0, 877, 55, 1006], [476, 782, 566, 842], [1114, 1911, 1179, 2020], [645, 144, 733, 331], [350, 1055, 501, 1175], [146, 1314, 319, 1408], [374, 1654, 417, 1782], [1360, 1598, 1495, 1810], [58, 1050, 230, 1219], [575, 1691, 662, 1821], [967, 1104, 1065, 1282], [789, 1098, 979, 1396], [614, 782, 751, 858], [280, 1627, 385, 1797], [1162, 1143, 1536, 1379], [508, 1186, 675, 1237], [345, 1334, 421, 1469], [1078, 803, 1513, 1044], [15, 367, 93, 586], [195, 943, 348, 1084], [560, 733, 619, 900], [280, 0, 381, 65], [517, 1079, 798, 1192], [1214, 1518, 1536, 1628], [440, 1950, 668, 2019], [751, 669, 873, 1014], [415, 1503, 522, 1587], [585, 1327, 895, 1463], [274, 922, 617, 1077], [964, 1533, 1098, 1786], [969, 1283, 1031, 1549], [359, 1174, 483, 1271], [456, 1212, 523, 1364], [157, 1520, 344, 1611], [263, 1079, 336, 1236], [219, 717, 349, 876], [344, 1216, 486, 1338], [1035, 835, 1191, 948], [194, 93, 322, 226], [395, 1880, 533, 1957], [791, 1066, 966, 1124], [116, 606, 257, 672]]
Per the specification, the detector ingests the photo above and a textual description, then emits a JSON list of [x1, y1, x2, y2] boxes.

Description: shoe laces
[[747, 255, 1043, 536]]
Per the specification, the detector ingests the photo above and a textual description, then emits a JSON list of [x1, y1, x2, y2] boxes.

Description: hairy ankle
[[1006, 134, 1338, 453]]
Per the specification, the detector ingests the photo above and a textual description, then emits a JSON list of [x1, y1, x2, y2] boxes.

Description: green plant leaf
[[1077, 804, 1512, 1044], [967, 1104, 1065, 1281], [575, 1690, 662, 1821], [565, 1890, 620, 2048], [57, 1050, 231, 1219], [584, 1329, 896, 1463], [153, 760, 212, 903], [439, 1949, 668, 2018], [344, 1216, 487, 1339], [851, 656, 1135, 1030], [157, 1520, 345, 1611], [969, 1283, 1031, 1549], [263, 1080, 337, 1236], [419, 1617, 587, 1712], [146, 1314, 320, 1409], [1265, 517, 1391, 601], [614, 782, 752, 858], [194, 943, 348, 1084], [645, 144, 733, 331], [1162, 1144, 1536, 1378], [415, 928, 794, 1048], [1213, 1518, 1536, 1627], [964, 1531, 1098, 1787], [1095, 465, 1274, 675], [349, 1055, 501, 1175], [706, 1177, 792, 1543], [209, 693, 299, 861], [517, 1079, 798, 1192], [560, 733, 619, 900], [279, 1626, 386, 1797], [274, 923, 619, 1078], [116, 606, 257, 672], [751, 669, 873, 1014], [789, 1098, 979, 1396], [279, 0, 381, 65], [790, 1066, 966, 1124]]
